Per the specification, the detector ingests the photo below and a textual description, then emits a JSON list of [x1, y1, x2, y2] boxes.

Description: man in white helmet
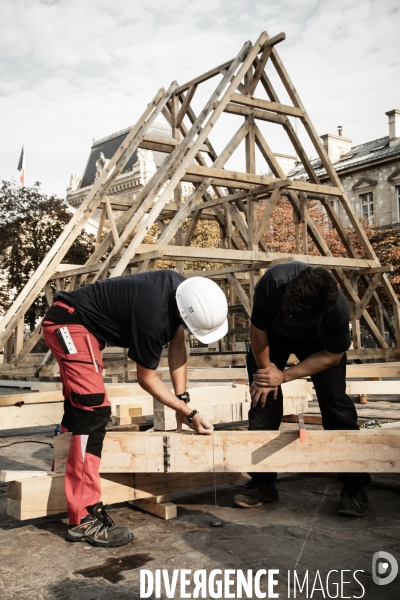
[[43, 269, 228, 548]]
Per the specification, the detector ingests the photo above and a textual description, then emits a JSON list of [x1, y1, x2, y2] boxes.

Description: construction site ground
[[1, 397, 399, 600]]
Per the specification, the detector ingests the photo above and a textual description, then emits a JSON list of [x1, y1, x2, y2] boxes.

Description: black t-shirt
[[52, 270, 185, 369], [251, 261, 351, 353]]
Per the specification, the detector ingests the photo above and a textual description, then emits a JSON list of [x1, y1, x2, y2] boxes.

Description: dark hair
[[280, 267, 339, 327]]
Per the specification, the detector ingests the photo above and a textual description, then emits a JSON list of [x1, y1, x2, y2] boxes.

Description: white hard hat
[[176, 277, 228, 344]]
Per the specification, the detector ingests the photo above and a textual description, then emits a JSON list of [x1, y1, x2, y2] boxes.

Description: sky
[[1, 0, 399, 197]]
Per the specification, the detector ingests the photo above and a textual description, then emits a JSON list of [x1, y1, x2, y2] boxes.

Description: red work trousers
[[43, 303, 111, 525]]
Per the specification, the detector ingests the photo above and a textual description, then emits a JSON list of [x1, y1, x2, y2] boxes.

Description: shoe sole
[[67, 533, 134, 547], [234, 500, 263, 508], [337, 509, 366, 517], [233, 497, 278, 509]]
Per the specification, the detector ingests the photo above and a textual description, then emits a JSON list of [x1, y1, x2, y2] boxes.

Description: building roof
[[289, 135, 400, 180], [79, 122, 171, 189]]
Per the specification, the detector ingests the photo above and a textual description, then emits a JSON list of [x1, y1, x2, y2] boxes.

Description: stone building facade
[[66, 122, 193, 212], [289, 109, 400, 230]]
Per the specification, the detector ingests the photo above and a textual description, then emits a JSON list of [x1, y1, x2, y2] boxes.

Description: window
[[360, 192, 374, 223]]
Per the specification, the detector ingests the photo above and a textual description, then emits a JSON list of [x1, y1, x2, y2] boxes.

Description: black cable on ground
[[0, 440, 54, 449]]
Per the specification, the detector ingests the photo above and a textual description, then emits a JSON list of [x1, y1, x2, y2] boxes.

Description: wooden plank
[[130, 499, 177, 520], [139, 132, 209, 154], [176, 84, 197, 128], [8, 471, 244, 520], [1, 470, 49, 482], [0, 380, 62, 391], [224, 102, 287, 126], [53, 262, 104, 279], [346, 363, 400, 378], [115, 404, 143, 417], [173, 31, 285, 94], [0, 402, 64, 430], [53, 430, 400, 474], [6, 473, 175, 520], [345, 381, 400, 395], [354, 265, 394, 275], [230, 93, 303, 117], [227, 274, 251, 316], [0, 383, 151, 407], [174, 59, 234, 95], [184, 166, 342, 197], [254, 186, 282, 244], [135, 243, 376, 269], [355, 273, 382, 319]]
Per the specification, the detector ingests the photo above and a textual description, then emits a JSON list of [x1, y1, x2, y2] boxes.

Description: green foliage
[[0, 180, 95, 317]]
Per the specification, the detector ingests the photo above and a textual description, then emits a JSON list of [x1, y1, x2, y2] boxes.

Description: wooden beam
[[175, 84, 197, 128], [227, 274, 251, 316], [254, 186, 282, 244], [352, 265, 394, 276], [174, 31, 285, 95], [184, 166, 342, 196], [230, 93, 303, 118], [54, 430, 400, 474], [130, 498, 177, 520], [8, 471, 244, 520], [224, 102, 287, 125], [175, 59, 234, 95], [105, 196, 120, 243], [0, 384, 151, 407], [355, 273, 382, 319], [135, 243, 377, 269], [7, 473, 174, 520]]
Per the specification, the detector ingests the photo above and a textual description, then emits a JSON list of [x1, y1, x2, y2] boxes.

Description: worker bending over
[[233, 262, 370, 517], [43, 270, 228, 547]]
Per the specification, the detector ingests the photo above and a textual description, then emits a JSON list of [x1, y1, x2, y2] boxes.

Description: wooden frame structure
[[1, 29, 399, 375]]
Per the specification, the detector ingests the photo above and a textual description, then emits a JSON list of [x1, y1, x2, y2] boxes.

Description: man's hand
[[176, 411, 213, 435], [253, 363, 284, 387], [250, 380, 278, 407], [250, 363, 284, 407]]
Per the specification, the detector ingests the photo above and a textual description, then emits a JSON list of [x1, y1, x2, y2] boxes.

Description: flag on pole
[[17, 145, 25, 186]]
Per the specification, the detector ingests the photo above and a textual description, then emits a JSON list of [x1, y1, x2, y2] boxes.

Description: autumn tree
[[0, 180, 95, 328]]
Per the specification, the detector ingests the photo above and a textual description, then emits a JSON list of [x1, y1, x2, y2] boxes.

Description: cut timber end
[[130, 498, 177, 520]]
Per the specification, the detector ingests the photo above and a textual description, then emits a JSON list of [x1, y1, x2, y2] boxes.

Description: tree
[[0, 180, 95, 327], [259, 196, 400, 313]]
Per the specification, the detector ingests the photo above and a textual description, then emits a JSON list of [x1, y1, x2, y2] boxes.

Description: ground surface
[[1, 419, 400, 599]]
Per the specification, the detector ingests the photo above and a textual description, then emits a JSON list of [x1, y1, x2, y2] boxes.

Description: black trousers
[[247, 328, 370, 489]]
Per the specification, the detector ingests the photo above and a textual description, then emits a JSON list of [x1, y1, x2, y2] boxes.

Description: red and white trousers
[[43, 302, 111, 525]]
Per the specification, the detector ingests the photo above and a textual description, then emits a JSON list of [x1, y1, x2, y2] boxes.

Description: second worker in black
[[233, 261, 370, 517]]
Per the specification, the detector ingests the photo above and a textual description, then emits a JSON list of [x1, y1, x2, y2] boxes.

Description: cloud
[[0, 0, 399, 195]]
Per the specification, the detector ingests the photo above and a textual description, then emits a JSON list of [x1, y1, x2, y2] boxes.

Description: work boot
[[233, 480, 279, 508], [67, 502, 134, 547], [336, 484, 369, 517]]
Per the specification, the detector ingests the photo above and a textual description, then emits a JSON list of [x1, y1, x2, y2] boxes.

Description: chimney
[[386, 109, 400, 147], [320, 129, 352, 164]]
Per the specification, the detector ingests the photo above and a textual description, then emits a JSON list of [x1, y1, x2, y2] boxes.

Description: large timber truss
[[1, 30, 399, 376]]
